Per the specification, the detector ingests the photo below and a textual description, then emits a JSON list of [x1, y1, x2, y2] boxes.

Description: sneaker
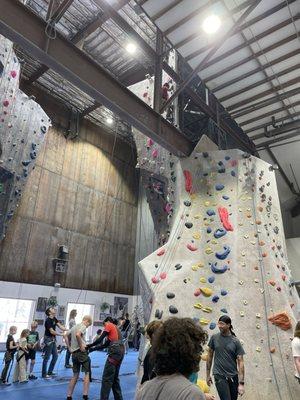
[[29, 374, 38, 380], [1, 381, 11, 386], [48, 372, 56, 376], [42, 375, 52, 379], [65, 364, 73, 369]]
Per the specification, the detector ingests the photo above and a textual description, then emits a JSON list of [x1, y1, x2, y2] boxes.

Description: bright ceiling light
[[106, 117, 113, 125], [202, 15, 221, 34], [126, 42, 137, 54]]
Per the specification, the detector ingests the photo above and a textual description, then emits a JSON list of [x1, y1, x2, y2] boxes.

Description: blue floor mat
[[0, 349, 139, 399]]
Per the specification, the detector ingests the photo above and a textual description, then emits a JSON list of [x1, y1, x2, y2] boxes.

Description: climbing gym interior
[[0, 1, 300, 400]]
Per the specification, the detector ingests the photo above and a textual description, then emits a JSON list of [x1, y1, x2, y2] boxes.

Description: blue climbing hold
[[221, 290, 228, 296], [220, 308, 228, 314], [215, 184, 224, 191], [206, 209, 215, 216], [207, 227, 212, 234], [208, 276, 215, 284], [212, 295, 219, 303], [231, 170, 236, 177], [218, 161, 224, 166], [209, 322, 216, 330], [225, 156, 231, 161], [222, 195, 229, 200], [210, 262, 228, 274], [214, 228, 227, 239], [216, 246, 231, 260]]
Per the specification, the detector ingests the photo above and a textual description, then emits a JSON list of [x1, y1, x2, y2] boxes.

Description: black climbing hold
[[41, 125, 47, 134], [218, 161, 224, 166], [184, 200, 191, 207], [21, 139, 25, 143], [167, 293, 175, 299], [32, 143, 37, 150], [169, 305, 178, 314], [30, 151, 37, 160], [202, 152, 209, 158], [155, 264, 158, 268], [22, 160, 31, 167], [155, 309, 163, 319], [185, 222, 193, 229], [175, 263, 182, 270], [218, 167, 226, 173]]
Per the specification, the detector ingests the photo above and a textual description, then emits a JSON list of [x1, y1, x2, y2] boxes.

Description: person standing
[[42, 307, 67, 379], [292, 321, 300, 383], [88, 316, 125, 400], [26, 321, 39, 380], [64, 315, 93, 400], [0, 326, 18, 385], [206, 315, 245, 400], [13, 329, 30, 383], [65, 309, 77, 368]]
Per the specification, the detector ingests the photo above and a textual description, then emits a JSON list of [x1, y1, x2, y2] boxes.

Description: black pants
[[100, 343, 124, 400], [214, 374, 239, 400], [1, 357, 12, 383], [65, 348, 71, 366]]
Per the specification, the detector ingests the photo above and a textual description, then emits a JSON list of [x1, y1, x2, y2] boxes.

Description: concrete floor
[[0, 349, 139, 399]]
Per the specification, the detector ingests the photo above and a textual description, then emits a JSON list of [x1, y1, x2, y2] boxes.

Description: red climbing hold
[[187, 243, 198, 251], [183, 170, 192, 193], [160, 272, 167, 280], [151, 276, 159, 284], [10, 70, 17, 78], [152, 148, 158, 158], [3, 100, 9, 107], [147, 138, 154, 147], [157, 248, 165, 256], [218, 207, 234, 231], [230, 160, 237, 167]]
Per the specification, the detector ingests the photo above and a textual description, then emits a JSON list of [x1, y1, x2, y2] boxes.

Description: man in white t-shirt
[[292, 321, 300, 383]]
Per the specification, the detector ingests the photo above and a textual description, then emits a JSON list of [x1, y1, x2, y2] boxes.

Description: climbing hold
[[194, 214, 201, 219], [199, 318, 210, 325], [30, 151, 37, 160], [194, 289, 201, 297], [215, 246, 231, 260], [10, 70, 17, 78], [220, 308, 228, 315], [169, 305, 178, 314], [240, 311, 245, 317], [212, 295, 219, 303], [209, 322, 216, 330], [221, 289, 228, 296], [256, 347, 261, 352], [157, 248, 165, 256], [167, 292, 175, 299], [152, 149, 158, 158], [202, 152, 209, 158], [155, 309, 163, 319], [151, 276, 159, 284], [22, 160, 31, 167], [200, 277, 206, 283], [175, 263, 182, 270], [206, 209, 215, 216], [239, 280, 244, 285], [187, 243, 198, 251], [205, 247, 213, 254], [146, 138, 154, 147], [270, 347, 276, 353], [193, 232, 201, 240], [160, 272, 167, 280], [184, 200, 191, 207], [256, 313, 261, 319], [214, 228, 227, 239], [208, 276, 215, 284], [3, 100, 9, 107], [225, 156, 231, 161], [268, 280, 276, 287], [200, 287, 213, 297], [185, 222, 193, 229], [231, 170, 236, 177], [222, 195, 229, 200], [262, 252, 267, 258], [206, 227, 212, 234], [256, 324, 261, 329], [211, 262, 228, 274], [218, 207, 234, 231], [41, 126, 47, 134], [215, 184, 224, 191], [243, 300, 248, 305], [218, 167, 225, 173], [194, 303, 202, 309], [202, 306, 213, 313], [183, 170, 192, 193]]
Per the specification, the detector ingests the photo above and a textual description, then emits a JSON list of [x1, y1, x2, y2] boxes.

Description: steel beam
[[152, 0, 183, 21], [153, 30, 163, 112], [160, 0, 262, 113], [256, 131, 300, 149], [251, 120, 300, 140], [244, 112, 300, 134], [0, 0, 192, 156]]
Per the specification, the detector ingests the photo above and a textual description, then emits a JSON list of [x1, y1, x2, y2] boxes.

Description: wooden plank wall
[[0, 118, 138, 295]]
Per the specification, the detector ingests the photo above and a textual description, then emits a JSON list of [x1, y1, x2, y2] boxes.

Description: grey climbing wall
[[0, 35, 51, 239], [138, 136, 300, 399]]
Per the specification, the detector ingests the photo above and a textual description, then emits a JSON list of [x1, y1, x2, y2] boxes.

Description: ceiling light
[[202, 15, 221, 34], [126, 42, 137, 54], [106, 117, 113, 125]]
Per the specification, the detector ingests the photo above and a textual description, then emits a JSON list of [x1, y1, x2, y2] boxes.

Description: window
[[66, 303, 94, 341], [0, 298, 35, 342]]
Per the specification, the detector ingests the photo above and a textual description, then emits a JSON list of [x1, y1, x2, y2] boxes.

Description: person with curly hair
[[136, 317, 207, 400], [292, 321, 300, 383]]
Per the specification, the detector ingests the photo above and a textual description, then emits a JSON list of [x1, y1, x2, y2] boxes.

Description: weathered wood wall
[[0, 115, 138, 295]]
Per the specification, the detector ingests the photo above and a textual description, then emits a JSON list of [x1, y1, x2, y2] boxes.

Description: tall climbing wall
[[0, 35, 51, 239], [138, 136, 300, 399]]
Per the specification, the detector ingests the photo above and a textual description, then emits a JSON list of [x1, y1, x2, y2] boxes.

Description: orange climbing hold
[[270, 347, 276, 353], [183, 170, 193, 193], [256, 220, 262, 225], [268, 280, 276, 286], [268, 312, 292, 331]]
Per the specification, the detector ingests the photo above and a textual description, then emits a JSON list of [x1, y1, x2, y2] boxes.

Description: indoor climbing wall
[[139, 136, 300, 399], [0, 35, 51, 239]]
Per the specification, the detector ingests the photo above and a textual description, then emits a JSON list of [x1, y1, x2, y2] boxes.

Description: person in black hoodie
[[1, 326, 18, 385], [141, 320, 163, 385]]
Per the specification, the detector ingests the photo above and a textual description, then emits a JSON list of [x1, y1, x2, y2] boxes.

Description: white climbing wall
[[0, 35, 51, 239], [138, 136, 300, 400]]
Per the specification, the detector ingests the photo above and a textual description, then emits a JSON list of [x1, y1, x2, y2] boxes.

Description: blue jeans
[[42, 338, 58, 377]]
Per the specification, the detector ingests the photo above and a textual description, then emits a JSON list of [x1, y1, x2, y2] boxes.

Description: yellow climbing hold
[[194, 303, 202, 309], [204, 221, 210, 226], [200, 287, 213, 297], [256, 347, 261, 352], [199, 318, 210, 325], [204, 201, 210, 207], [212, 202, 217, 206], [202, 306, 213, 313], [205, 247, 213, 255], [192, 262, 204, 271], [240, 311, 245, 317], [193, 232, 201, 240], [191, 265, 198, 271], [194, 214, 201, 219], [190, 194, 197, 200], [200, 277, 206, 283], [211, 239, 218, 245]]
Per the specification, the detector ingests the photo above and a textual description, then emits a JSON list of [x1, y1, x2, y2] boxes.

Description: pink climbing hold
[[160, 272, 167, 280], [230, 160, 237, 167], [10, 70, 17, 78], [157, 248, 165, 256], [187, 243, 198, 251], [3, 100, 9, 107], [164, 203, 172, 214], [151, 276, 159, 284], [143, 92, 148, 98], [152, 148, 158, 158], [183, 170, 192, 193], [147, 138, 154, 147], [218, 207, 234, 231], [194, 288, 201, 297]]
